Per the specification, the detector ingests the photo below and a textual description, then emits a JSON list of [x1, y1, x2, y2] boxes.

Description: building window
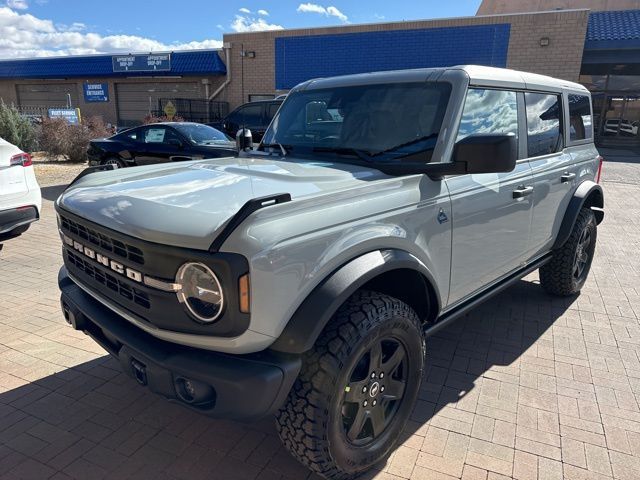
[[525, 92, 563, 157], [568, 94, 593, 142]]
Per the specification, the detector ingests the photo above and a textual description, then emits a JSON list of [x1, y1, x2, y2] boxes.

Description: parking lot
[[0, 151, 639, 480]]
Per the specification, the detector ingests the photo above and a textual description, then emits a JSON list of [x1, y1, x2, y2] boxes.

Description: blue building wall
[[275, 24, 511, 90]]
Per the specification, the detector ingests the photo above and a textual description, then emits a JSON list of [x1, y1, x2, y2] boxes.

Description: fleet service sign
[[83, 83, 109, 102], [112, 54, 171, 72]]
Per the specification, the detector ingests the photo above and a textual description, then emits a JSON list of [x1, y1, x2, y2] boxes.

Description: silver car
[[57, 65, 604, 480]]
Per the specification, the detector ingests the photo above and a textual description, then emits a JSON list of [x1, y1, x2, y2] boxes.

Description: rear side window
[[456, 88, 518, 144], [525, 93, 563, 157], [568, 94, 593, 141], [236, 104, 263, 125]]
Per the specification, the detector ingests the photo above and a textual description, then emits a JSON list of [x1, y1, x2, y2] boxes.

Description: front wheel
[[539, 207, 597, 296], [276, 290, 425, 480], [102, 157, 125, 168]]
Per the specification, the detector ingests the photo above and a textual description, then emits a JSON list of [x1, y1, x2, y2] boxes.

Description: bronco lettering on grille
[[63, 234, 144, 284]]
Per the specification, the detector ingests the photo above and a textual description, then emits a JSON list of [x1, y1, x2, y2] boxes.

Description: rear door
[[446, 88, 534, 305], [525, 92, 576, 254], [0, 140, 29, 202], [224, 103, 265, 139]]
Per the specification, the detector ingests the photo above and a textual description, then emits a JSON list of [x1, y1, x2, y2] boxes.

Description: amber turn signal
[[239, 274, 250, 313]]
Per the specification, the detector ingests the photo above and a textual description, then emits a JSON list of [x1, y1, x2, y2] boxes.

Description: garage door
[[16, 84, 79, 108], [115, 82, 201, 126]]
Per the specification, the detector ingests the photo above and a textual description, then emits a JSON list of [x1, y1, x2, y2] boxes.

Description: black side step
[[66, 164, 118, 191], [209, 193, 291, 252], [424, 253, 552, 338]]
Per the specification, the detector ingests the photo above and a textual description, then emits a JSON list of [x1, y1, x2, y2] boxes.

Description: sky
[[0, 0, 482, 59]]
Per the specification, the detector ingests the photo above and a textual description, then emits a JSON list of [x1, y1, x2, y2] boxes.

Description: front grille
[[60, 215, 144, 265], [67, 250, 151, 309]]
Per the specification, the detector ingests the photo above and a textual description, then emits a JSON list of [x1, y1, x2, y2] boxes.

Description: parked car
[[57, 66, 603, 480], [0, 137, 41, 248], [87, 122, 237, 167], [603, 118, 639, 136], [208, 99, 282, 142]]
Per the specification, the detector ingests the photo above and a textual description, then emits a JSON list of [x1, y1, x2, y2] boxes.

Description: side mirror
[[452, 133, 517, 174], [236, 128, 253, 151], [167, 138, 183, 148]]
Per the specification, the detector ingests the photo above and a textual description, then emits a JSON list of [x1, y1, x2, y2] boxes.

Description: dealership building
[[0, 0, 638, 145]]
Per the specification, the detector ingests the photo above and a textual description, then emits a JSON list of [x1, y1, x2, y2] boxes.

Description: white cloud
[[257, 9, 269, 16], [231, 14, 283, 32], [0, 7, 222, 58], [56, 22, 86, 32], [296, 3, 348, 23], [326, 6, 347, 22], [6, 0, 28, 10], [238, 7, 251, 13]]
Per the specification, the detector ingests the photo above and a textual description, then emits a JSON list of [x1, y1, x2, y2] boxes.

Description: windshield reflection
[[261, 82, 451, 163]]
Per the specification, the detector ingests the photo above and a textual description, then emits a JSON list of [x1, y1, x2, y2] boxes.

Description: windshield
[[261, 82, 451, 162], [174, 123, 232, 145]]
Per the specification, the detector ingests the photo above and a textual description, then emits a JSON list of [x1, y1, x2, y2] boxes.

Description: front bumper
[[59, 267, 301, 420]]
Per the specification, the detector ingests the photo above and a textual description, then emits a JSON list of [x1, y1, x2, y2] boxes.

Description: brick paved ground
[[1, 157, 639, 480]]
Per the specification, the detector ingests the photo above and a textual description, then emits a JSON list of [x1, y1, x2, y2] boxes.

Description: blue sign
[[83, 83, 109, 102], [112, 54, 171, 72], [48, 108, 80, 125]]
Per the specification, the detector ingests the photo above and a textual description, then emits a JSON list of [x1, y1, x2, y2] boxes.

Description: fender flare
[[270, 249, 440, 354], [553, 181, 604, 250]]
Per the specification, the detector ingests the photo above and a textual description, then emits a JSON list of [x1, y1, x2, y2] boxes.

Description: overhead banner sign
[[83, 83, 109, 102], [112, 54, 171, 72], [48, 108, 81, 124]]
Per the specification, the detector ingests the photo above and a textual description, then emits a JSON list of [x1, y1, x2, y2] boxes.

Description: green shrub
[[0, 101, 38, 152]]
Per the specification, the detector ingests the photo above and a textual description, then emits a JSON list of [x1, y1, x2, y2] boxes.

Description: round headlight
[[176, 263, 224, 323]]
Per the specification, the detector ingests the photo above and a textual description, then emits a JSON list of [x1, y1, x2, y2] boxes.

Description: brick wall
[[477, 0, 640, 15], [222, 9, 590, 109]]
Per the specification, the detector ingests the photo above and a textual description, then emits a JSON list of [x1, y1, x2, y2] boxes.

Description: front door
[[136, 126, 189, 164], [446, 88, 533, 306]]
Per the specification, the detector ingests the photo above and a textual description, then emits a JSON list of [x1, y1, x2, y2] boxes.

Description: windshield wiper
[[261, 143, 291, 156], [312, 146, 372, 163], [372, 134, 439, 157]]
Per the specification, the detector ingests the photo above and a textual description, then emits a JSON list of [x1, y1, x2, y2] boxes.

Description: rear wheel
[[102, 157, 125, 168], [276, 290, 425, 480], [539, 207, 597, 296]]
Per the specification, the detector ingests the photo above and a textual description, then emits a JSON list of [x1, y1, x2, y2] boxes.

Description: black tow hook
[[131, 359, 148, 386], [61, 300, 86, 331]]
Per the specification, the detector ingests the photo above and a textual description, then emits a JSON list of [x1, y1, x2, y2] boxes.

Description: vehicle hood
[[57, 155, 386, 250]]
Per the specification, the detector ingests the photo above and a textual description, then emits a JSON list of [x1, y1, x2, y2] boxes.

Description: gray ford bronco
[[57, 65, 604, 479]]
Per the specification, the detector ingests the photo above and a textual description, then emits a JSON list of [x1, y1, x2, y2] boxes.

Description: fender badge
[[437, 209, 449, 224]]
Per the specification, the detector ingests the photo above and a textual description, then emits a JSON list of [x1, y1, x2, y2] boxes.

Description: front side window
[[262, 82, 451, 163], [456, 88, 518, 144], [568, 94, 593, 141], [525, 92, 563, 157], [144, 127, 166, 143]]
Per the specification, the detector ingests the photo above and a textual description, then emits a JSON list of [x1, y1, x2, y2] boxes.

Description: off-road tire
[[276, 290, 425, 480], [540, 207, 597, 296]]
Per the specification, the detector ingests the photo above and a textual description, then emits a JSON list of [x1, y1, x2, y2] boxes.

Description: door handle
[[513, 186, 534, 199], [561, 172, 576, 183]]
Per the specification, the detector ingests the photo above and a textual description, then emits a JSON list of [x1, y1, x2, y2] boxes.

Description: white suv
[[0, 137, 41, 248]]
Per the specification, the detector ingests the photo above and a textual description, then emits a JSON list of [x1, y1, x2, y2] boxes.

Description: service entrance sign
[[83, 83, 109, 102], [112, 54, 171, 72]]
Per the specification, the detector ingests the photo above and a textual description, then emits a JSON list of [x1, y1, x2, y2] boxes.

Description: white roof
[[457, 65, 588, 93]]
